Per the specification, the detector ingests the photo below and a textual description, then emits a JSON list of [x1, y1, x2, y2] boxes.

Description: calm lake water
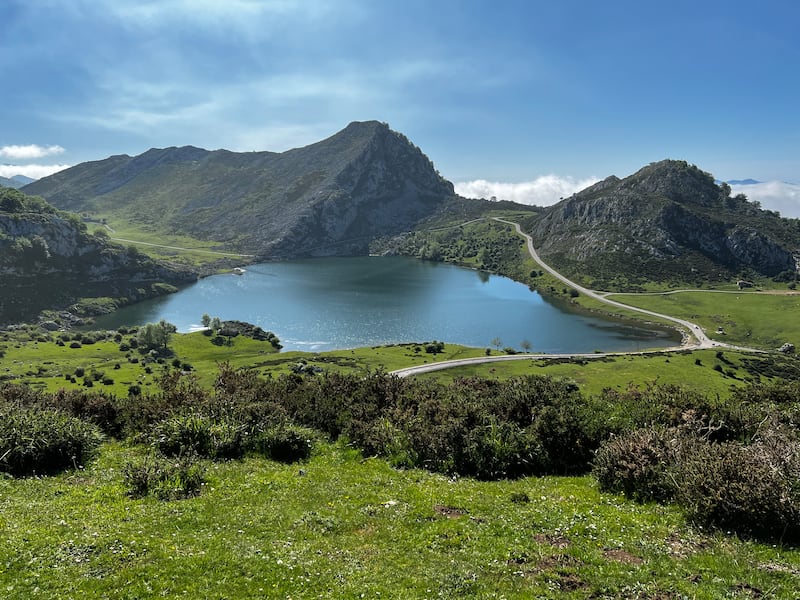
[[90, 256, 679, 352]]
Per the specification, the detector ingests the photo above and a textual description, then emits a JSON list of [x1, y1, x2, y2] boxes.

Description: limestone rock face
[[528, 160, 798, 284], [0, 189, 195, 322]]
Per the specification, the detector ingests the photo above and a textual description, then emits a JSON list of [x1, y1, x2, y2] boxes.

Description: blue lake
[[89, 256, 679, 352]]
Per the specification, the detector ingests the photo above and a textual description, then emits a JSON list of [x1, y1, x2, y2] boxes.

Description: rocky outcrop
[[529, 160, 798, 285], [0, 188, 196, 323]]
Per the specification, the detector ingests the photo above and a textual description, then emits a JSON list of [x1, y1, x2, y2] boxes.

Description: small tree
[[201, 313, 211, 328], [491, 337, 502, 351], [137, 319, 177, 354], [520, 340, 532, 353]]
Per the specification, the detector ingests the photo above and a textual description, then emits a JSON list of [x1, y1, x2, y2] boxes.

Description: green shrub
[[47, 388, 122, 437], [460, 419, 543, 479], [345, 417, 417, 468], [153, 411, 246, 460], [674, 427, 800, 541], [254, 424, 315, 463], [592, 427, 679, 502], [123, 454, 207, 500], [0, 406, 103, 476]]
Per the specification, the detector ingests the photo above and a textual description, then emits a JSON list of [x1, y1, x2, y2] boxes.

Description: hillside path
[[392, 218, 760, 378], [111, 237, 255, 258]]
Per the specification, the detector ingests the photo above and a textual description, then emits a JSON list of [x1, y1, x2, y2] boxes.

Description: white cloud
[[0, 144, 65, 160], [730, 181, 800, 218], [89, 0, 340, 38], [455, 175, 601, 206], [0, 164, 71, 180]]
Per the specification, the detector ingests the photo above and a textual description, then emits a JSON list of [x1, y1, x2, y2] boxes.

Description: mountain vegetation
[[23, 126, 800, 297], [0, 186, 196, 324], [5, 127, 800, 597], [24, 121, 459, 258], [522, 160, 800, 290], [2, 352, 800, 597]]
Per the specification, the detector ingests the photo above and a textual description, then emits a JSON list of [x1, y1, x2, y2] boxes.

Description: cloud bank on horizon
[[455, 176, 601, 207], [0, 144, 68, 179], [729, 181, 800, 218], [0, 144, 65, 160]]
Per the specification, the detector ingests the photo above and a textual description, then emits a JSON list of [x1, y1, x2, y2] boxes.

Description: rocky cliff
[[527, 160, 800, 287], [0, 187, 196, 323], [25, 121, 456, 258]]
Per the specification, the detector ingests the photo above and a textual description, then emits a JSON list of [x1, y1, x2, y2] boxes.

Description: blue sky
[[1, 0, 798, 209]]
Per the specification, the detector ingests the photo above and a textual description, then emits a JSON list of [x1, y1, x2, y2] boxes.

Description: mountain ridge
[[0, 175, 35, 189], [526, 159, 800, 289], [24, 121, 457, 258]]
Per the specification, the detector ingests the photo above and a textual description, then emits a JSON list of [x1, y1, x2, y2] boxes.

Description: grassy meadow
[[3, 217, 800, 598], [6, 328, 799, 402], [3, 441, 800, 599], [606, 291, 800, 350], [415, 348, 800, 398]]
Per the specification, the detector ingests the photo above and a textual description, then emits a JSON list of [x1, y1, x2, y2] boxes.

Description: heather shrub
[[674, 425, 800, 541], [592, 427, 679, 502]]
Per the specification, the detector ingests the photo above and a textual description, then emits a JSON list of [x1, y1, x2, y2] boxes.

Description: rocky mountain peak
[[617, 159, 721, 207], [23, 121, 457, 258], [529, 159, 799, 287]]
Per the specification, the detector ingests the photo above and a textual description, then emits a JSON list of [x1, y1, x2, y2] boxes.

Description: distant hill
[[0, 187, 196, 324], [12, 174, 36, 186], [0, 175, 35, 189], [24, 121, 458, 258], [526, 160, 800, 289], [727, 178, 761, 186]]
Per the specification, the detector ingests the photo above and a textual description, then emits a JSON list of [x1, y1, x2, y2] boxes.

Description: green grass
[[0, 333, 489, 395], [2, 441, 799, 598], [5, 328, 799, 402], [606, 291, 800, 350], [413, 349, 800, 397], [0, 331, 284, 396], [98, 218, 253, 268], [248, 343, 486, 378]]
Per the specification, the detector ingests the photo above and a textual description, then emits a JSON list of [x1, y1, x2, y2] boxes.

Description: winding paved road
[[391, 218, 758, 378]]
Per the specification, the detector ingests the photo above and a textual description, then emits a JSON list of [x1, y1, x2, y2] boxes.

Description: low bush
[[123, 454, 207, 500], [460, 418, 544, 479], [47, 388, 121, 437], [675, 426, 800, 542], [253, 424, 315, 463], [153, 411, 246, 460], [592, 419, 800, 542], [592, 427, 679, 502], [0, 405, 103, 476]]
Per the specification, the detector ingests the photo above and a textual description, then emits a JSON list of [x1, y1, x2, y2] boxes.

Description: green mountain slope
[[525, 160, 800, 289], [0, 187, 196, 323], [24, 121, 457, 258]]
